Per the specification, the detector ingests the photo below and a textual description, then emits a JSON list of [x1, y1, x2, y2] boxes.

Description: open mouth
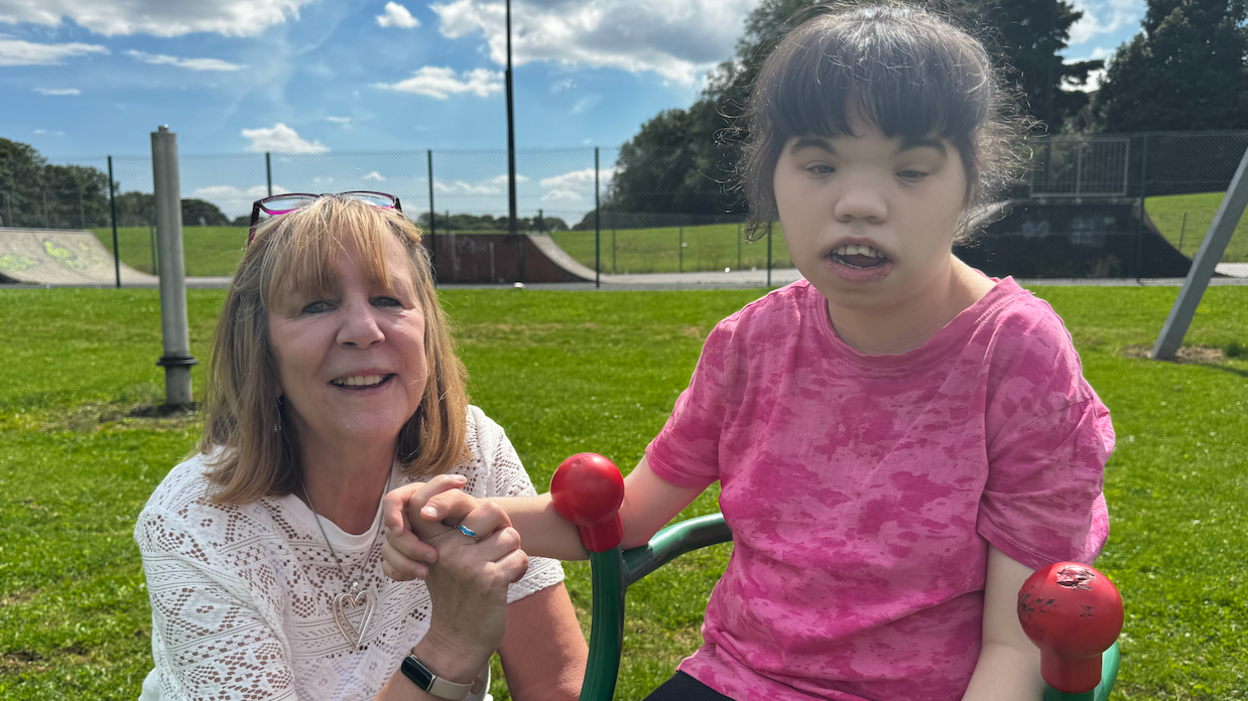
[[827, 243, 889, 270], [330, 374, 394, 389]]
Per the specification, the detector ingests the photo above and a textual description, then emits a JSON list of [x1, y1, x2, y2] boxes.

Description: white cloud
[[1066, 47, 1113, 90], [0, 0, 317, 38], [539, 166, 616, 202], [192, 184, 286, 217], [363, 171, 386, 182], [376, 2, 419, 28], [1068, 0, 1143, 45], [430, 0, 755, 85], [0, 38, 106, 66], [126, 50, 243, 71], [374, 66, 502, 99], [241, 123, 329, 154], [434, 180, 501, 195], [33, 87, 80, 95], [326, 116, 352, 125], [572, 95, 600, 114], [489, 174, 528, 185]]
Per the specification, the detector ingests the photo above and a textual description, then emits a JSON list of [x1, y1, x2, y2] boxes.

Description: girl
[[382, 3, 1112, 700]]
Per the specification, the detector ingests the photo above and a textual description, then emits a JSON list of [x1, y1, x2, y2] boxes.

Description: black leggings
[[643, 671, 736, 701]]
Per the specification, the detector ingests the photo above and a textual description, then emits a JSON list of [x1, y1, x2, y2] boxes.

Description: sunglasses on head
[[247, 191, 403, 245]]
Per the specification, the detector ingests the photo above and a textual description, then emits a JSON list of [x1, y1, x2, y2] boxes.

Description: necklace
[[301, 471, 390, 653]]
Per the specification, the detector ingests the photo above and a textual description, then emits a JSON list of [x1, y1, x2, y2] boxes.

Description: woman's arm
[[495, 583, 587, 701], [960, 545, 1046, 701]]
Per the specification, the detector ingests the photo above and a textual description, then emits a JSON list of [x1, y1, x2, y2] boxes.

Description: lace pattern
[[135, 406, 564, 701]]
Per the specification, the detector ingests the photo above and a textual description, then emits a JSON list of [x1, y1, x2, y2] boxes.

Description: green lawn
[[1145, 192, 1248, 262], [2, 286, 1246, 699], [89, 226, 247, 278], [551, 223, 794, 274]]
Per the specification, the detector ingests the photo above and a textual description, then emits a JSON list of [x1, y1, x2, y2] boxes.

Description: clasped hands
[[381, 474, 526, 661]]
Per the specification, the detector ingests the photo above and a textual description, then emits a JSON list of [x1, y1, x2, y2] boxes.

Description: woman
[[134, 193, 586, 700]]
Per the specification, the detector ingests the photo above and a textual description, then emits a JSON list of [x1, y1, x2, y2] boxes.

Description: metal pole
[[767, 224, 773, 287], [151, 126, 197, 406], [1178, 212, 1187, 253], [595, 147, 600, 289], [679, 224, 683, 273], [505, 0, 521, 283], [108, 156, 120, 288], [265, 152, 273, 197], [1152, 145, 1248, 359], [427, 149, 437, 285], [737, 221, 742, 270], [1135, 134, 1149, 281]]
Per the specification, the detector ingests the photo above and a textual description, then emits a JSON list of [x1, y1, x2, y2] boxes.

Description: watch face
[[402, 655, 435, 690]]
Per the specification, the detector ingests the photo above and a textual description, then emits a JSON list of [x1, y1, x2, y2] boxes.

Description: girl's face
[[772, 117, 968, 314]]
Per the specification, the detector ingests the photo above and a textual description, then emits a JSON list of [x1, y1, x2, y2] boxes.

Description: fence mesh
[[2, 131, 1247, 285]]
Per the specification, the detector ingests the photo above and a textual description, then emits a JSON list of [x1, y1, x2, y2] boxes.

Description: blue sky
[[1, 0, 1148, 220]]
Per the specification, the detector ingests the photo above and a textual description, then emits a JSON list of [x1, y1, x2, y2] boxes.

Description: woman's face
[[268, 234, 428, 454]]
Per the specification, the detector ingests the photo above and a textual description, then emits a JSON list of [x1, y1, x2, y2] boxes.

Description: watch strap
[[400, 655, 484, 700]]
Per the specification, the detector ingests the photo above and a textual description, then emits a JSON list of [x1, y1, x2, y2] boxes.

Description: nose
[[833, 176, 888, 224], [337, 301, 385, 348]]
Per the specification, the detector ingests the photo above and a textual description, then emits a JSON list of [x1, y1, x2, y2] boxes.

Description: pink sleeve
[[978, 398, 1113, 569], [645, 325, 729, 490]]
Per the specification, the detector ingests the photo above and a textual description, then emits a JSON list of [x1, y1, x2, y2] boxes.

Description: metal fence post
[[595, 147, 601, 289], [767, 224, 773, 287], [737, 222, 742, 270], [151, 126, 198, 406], [427, 149, 437, 285], [266, 152, 273, 197], [1135, 134, 1149, 281], [679, 223, 684, 273], [108, 155, 120, 288]]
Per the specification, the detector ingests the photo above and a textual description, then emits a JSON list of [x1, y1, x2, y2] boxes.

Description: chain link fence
[[3, 131, 1246, 285]]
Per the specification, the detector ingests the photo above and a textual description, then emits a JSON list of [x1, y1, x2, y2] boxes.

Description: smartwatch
[[400, 655, 484, 700]]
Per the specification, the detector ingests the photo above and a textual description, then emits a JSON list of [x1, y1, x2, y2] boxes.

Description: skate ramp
[[0, 228, 158, 285]]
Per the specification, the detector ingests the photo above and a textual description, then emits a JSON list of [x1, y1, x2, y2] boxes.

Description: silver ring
[[458, 524, 481, 543]]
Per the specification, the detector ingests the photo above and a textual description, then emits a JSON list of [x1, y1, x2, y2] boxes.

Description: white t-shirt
[[134, 406, 564, 701]]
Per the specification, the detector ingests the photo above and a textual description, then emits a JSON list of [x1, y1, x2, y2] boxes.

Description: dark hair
[[739, 1, 1030, 241]]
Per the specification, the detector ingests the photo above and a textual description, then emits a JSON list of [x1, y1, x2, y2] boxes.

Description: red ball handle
[[1017, 562, 1124, 694], [550, 453, 625, 552]]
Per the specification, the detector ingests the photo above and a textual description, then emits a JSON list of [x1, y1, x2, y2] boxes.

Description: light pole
[[505, 0, 522, 281]]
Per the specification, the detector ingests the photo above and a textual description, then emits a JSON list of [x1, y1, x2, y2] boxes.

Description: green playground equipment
[[549, 453, 1124, 701]]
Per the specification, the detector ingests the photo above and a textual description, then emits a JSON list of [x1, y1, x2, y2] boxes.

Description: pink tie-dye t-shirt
[[645, 277, 1113, 701]]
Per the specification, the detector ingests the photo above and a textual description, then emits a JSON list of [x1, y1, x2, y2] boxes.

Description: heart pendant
[[332, 585, 376, 652]]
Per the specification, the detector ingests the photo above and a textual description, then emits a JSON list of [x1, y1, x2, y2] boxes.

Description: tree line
[[598, 0, 1248, 220]]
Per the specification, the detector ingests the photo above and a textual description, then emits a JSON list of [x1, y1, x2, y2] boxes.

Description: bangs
[[254, 198, 409, 309], [760, 7, 991, 144]]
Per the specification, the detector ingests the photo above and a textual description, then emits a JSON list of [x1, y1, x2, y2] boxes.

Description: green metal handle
[[579, 547, 626, 701], [623, 513, 732, 585]]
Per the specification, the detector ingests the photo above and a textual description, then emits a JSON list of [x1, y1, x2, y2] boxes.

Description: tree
[[0, 138, 111, 229], [603, 0, 1102, 218], [1096, 0, 1248, 131], [181, 198, 230, 227]]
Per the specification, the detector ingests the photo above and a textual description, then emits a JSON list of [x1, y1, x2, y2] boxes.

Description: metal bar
[[1153, 145, 1248, 359], [505, 0, 521, 283], [579, 548, 626, 701], [595, 147, 600, 289], [108, 156, 121, 288], [623, 514, 731, 585], [265, 152, 272, 197], [767, 224, 773, 287], [1135, 134, 1149, 281], [1120, 138, 1131, 197], [151, 125, 197, 406], [427, 149, 437, 285]]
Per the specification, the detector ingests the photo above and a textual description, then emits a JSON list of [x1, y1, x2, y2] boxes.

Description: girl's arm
[[382, 457, 704, 566], [960, 545, 1046, 701]]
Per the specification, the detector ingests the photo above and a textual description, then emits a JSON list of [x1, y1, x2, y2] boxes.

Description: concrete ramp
[[0, 228, 158, 286]]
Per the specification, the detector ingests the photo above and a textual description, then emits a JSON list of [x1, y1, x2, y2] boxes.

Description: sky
[[1, 0, 1148, 220]]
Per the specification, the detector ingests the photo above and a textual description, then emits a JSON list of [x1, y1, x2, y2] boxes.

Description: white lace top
[[134, 406, 564, 701]]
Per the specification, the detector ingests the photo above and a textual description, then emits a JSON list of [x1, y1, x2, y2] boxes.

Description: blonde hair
[[201, 196, 469, 504]]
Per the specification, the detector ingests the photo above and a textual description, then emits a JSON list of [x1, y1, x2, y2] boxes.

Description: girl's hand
[[381, 474, 511, 581]]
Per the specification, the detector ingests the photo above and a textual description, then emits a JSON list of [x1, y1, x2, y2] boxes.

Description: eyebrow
[[788, 135, 948, 158]]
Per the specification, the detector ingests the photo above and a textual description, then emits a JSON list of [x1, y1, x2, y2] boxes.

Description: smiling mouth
[[827, 243, 890, 270], [331, 374, 393, 388]]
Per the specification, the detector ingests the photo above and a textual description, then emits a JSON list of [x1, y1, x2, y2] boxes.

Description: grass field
[[1145, 192, 1248, 262], [89, 226, 247, 278], [2, 286, 1246, 700], [551, 223, 794, 274]]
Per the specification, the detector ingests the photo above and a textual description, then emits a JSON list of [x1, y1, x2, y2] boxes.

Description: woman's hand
[[381, 474, 509, 581]]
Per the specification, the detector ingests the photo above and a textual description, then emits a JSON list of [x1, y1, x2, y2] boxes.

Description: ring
[[458, 524, 481, 543]]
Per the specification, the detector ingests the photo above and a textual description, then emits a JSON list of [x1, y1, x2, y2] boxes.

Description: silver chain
[[300, 472, 390, 587]]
